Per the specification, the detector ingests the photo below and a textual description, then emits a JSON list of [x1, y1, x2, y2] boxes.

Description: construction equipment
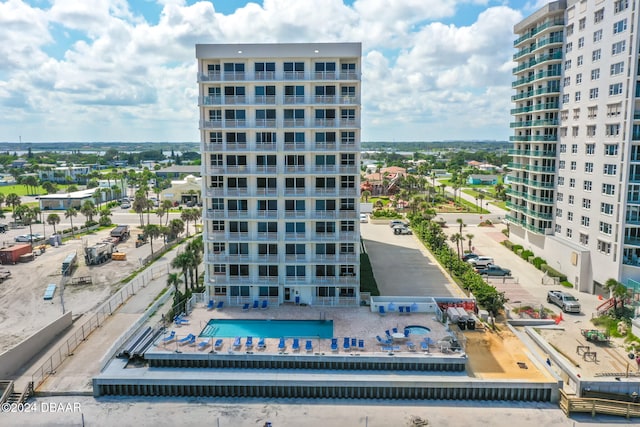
[[0, 269, 11, 282], [581, 329, 609, 343], [135, 233, 148, 248], [111, 252, 127, 261], [84, 241, 115, 266], [110, 225, 130, 242]]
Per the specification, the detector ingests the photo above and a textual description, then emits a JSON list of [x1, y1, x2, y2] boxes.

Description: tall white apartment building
[[196, 43, 362, 306], [510, 0, 639, 293]]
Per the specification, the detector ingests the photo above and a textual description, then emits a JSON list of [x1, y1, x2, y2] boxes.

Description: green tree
[[65, 207, 78, 237], [171, 252, 192, 293], [5, 193, 21, 218], [80, 200, 97, 224], [143, 223, 161, 255], [166, 272, 182, 290], [47, 213, 61, 235]]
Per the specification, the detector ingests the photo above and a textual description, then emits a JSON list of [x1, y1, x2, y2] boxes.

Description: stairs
[[0, 381, 33, 406], [596, 298, 615, 316]]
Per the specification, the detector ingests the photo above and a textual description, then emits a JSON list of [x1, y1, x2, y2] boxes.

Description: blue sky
[[0, 0, 549, 142]]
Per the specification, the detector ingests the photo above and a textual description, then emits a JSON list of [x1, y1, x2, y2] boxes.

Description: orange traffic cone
[[559, 312, 563, 322]]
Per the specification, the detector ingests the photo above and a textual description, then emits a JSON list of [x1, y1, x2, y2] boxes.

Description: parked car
[[476, 265, 511, 276], [359, 214, 368, 223], [389, 220, 408, 228], [468, 256, 494, 268], [0, 224, 8, 233], [462, 253, 479, 262], [393, 226, 412, 235], [547, 290, 581, 313], [120, 202, 131, 209], [14, 234, 44, 243]]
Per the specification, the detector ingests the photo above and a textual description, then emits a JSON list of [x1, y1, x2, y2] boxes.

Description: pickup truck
[[475, 265, 511, 276], [547, 290, 581, 313]]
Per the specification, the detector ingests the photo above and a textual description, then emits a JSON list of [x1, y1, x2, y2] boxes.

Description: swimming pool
[[404, 325, 431, 335], [200, 319, 334, 339]]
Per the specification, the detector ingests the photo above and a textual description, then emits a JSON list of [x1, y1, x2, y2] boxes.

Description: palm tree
[[604, 278, 628, 311], [0, 192, 5, 209], [47, 213, 61, 235], [186, 236, 204, 286], [65, 207, 78, 238], [166, 272, 182, 290], [181, 209, 193, 237], [161, 200, 174, 226], [80, 200, 97, 224], [23, 207, 38, 247], [133, 192, 148, 227], [5, 193, 21, 218], [143, 224, 161, 255], [171, 252, 192, 293], [99, 207, 112, 226], [466, 233, 474, 253], [361, 190, 371, 203], [168, 218, 185, 241], [478, 193, 486, 212], [450, 233, 463, 259], [456, 218, 465, 235]]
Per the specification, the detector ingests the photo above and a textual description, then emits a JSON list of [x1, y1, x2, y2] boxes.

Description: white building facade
[[510, 0, 640, 293], [196, 43, 362, 306]]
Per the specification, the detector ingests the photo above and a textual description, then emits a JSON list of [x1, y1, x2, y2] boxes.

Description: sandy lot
[[0, 225, 152, 353]]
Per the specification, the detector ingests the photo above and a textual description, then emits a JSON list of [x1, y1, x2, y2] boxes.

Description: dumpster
[[467, 318, 476, 330], [457, 319, 466, 330]]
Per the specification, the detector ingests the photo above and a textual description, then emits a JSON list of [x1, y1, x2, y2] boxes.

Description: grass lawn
[[0, 184, 46, 197]]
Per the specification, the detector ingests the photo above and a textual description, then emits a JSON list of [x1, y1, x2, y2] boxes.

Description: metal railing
[[31, 264, 169, 389]]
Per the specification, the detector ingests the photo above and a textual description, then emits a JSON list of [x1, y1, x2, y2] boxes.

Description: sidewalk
[[12, 240, 193, 393]]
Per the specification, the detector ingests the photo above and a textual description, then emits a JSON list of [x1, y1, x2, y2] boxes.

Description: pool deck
[[152, 304, 456, 356]]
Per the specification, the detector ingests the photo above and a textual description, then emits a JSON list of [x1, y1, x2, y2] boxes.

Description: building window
[[597, 240, 611, 254], [566, 228, 573, 238], [601, 202, 614, 214], [572, 126, 579, 137], [567, 24, 574, 35], [574, 92, 581, 102], [555, 224, 562, 233], [613, 19, 627, 34], [559, 144, 566, 153], [586, 125, 596, 137], [583, 180, 592, 191], [565, 42, 573, 53], [557, 192, 563, 202], [567, 212, 574, 221], [577, 55, 583, 67], [210, 176, 223, 188], [605, 144, 619, 156], [614, 0, 629, 13], [558, 176, 565, 185], [570, 161, 577, 171], [609, 83, 623, 95], [564, 60, 572, 70], [589, 88, 599, 99], [594, 8, 604, 23], [563, 77, 570, 87], [592, 49, 601, 62], [556, 209, 563, 218], [591, 68, 600, 80], [562, 94, 570, 104], [573, 108, 580, 120], [582, 199, 590, 210], [579, 18, 586, 30], [211, 220, 224, 231], [560, 110, 568, 121], [611, 62, 624, 76], [229, 264, 249, 277], [587, 106, 597, 118], [607, 102, 622, 116], [578, 37, 584, 49], [227, 177, 247, 189], [602, 184, 616, 196], [585, 162, 593, 173], [316, 221, 336, 234], [571, 144, 578, 154], [606, 124, 620, 136], [579, 233, 589, 245], [593, 29, 603, 42], [612, 40, 626, 55], [581, 216, 590, 227], [259, 244, 278, 256], [576, 73, 582, 85], [599, 222, 612, 235], [568, 195, 574, 205], [603, 164, 617, 175], [585, 144, 595, 154], [569, 178, 576, 188], [559, 160, 565, 169], [286, 265, 306, 277]]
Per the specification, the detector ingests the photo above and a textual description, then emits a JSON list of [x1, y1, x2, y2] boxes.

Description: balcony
[[199, 70, 360, 82], [284, 210, 308, 219], [513, 19, 565, 46], [283, 95, 306, 104], [255, 210, 278, 219], [282, 188, 306, 196], [284, 232, 307, 241], [283, 119, 306, 128], [513, 35, 564, 60], [199, 96, 222, 106], [255, 232, 279, 241], [508, 149, 557, 157], [283, 142, 307, 151], [255, 119, 277, 128], [509, 135, 557, 142], [511, 102, 560, 115], [254, 71, 276, 80], [512, 51, 563, 74], [510, 119, 559, 128], [511, 86, 560, 101], [254, 95, 276, 105]]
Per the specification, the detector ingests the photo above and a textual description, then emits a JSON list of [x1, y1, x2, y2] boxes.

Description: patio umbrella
[[388, 302, 396, 312]]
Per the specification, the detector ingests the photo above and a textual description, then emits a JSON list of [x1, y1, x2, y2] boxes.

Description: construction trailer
[[110, 225, 130, 242], [84, 241, 115, 266], [61, 252, 78, 276]]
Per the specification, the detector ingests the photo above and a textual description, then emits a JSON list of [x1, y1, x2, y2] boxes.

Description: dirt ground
[[0, 225, 152, 353], [463, 322, 551, 380]]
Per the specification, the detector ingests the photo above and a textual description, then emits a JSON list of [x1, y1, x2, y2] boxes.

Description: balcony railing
[[513, 19, 565, 46], [512, 69, 562, 87], [199, 70, 360, 82], [511, 102, 559, 114], [512, 51, 563, 74]]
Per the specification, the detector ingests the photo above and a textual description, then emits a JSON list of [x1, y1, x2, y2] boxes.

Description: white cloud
[[0, 0, 525, 142]]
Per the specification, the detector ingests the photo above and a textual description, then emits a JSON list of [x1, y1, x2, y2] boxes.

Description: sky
[[0, 0, 552, 143]]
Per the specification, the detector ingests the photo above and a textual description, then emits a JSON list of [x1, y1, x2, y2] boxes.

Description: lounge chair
[[378, 306, 386, 316], [351, 338, 357, 349], [198, 338, 211, 350], [392, 327, 398, 334], [206, 300, 215, 310], [216, 301, 224, 310], [162, 331, 176, 343], [257, 337, 266, 350], [376, 335, 392, 345], [385, 330, 392, 339], [232, 336, 242, 350], [330, 338, 338, 352], [407, 341, 416, 352], [242, 303, 250, 311], [278, 337, 286, 351], [358, 339, 365, 351], [252, 300, 259, 309], [295, 296, 300, 305], [420, 341, 429, 352], [404, 329, 410, 338], [261, 300, 268, 310], [343, 337, 351, 351], [214, 339, 224, 351], [245, 336, 253, 349], [305, 340, 313, 353], [292, 338, 300, 352], [399, 306, 405, 314], [406, 305, 412, 314], [179, 334, 196, 346]]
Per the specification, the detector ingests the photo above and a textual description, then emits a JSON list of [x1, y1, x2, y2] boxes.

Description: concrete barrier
[[0, 312, 72, 377]]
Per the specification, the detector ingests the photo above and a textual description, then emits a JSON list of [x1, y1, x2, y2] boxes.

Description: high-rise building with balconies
[[196, 43, 361, 307], [509, 0, 640, 294]]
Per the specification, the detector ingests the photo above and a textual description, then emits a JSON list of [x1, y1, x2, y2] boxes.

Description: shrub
[[512, 244, 523, 252], [541, 264, 567, 282], [561, 280, 573, 288], [503, 240, 513, 249], [532, 256, 546, 269], [521, 250, 534, 260]]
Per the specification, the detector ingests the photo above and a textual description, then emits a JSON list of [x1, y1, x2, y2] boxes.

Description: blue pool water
[[200, 319, 334, 339], [404, 325, 431, 335]]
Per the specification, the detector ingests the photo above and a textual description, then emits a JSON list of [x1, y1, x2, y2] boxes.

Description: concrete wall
[[0, 311, 72, 378]]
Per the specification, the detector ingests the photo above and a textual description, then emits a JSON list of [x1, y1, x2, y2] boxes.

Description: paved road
[[361, 221, 464, 298]]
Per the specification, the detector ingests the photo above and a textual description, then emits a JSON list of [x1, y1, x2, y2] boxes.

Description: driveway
[[360, 222, 464, 298]]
